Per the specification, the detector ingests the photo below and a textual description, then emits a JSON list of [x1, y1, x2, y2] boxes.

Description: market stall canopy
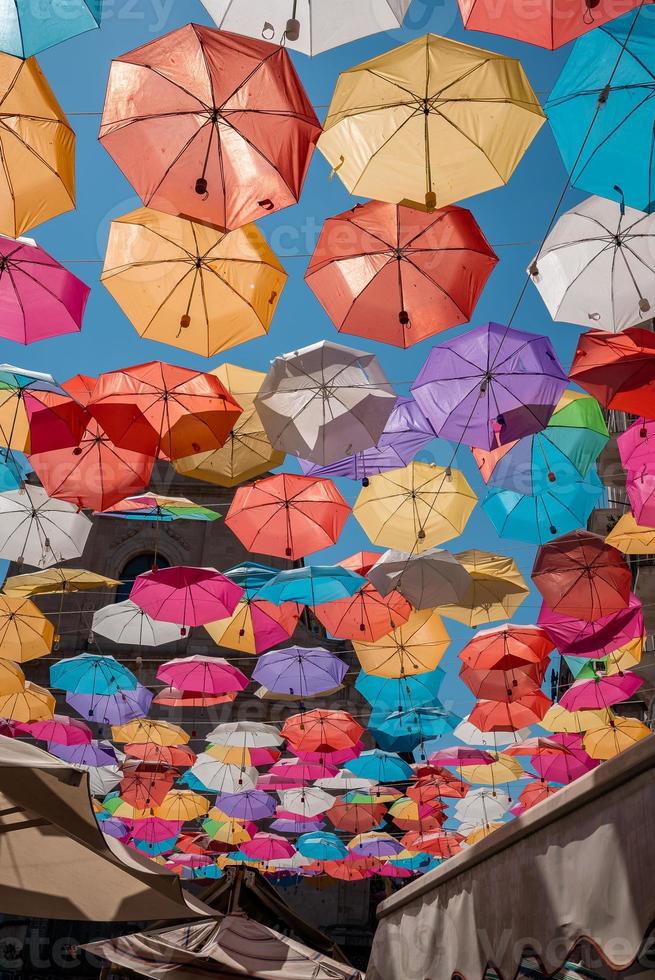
[[368, 732, 655, 980], [0, 735, 209, 921]]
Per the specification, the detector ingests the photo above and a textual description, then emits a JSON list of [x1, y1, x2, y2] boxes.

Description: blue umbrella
[[481, 468, 603, 544], [223, 562, 281, 597], [390, 852, 440, 873], [546, 9, 655, 211], [369, 705, 459, 753], [193, 865, 223, 879], [178, 771, 212, 793], [130, 837, 178, 857], [258, 565, 366, 606], [355, 669, 446, 711], [50, 653, 138, 695], [0, 1, 103, 58], [296, 832, 348, 860], [344, 749, 413, 783]]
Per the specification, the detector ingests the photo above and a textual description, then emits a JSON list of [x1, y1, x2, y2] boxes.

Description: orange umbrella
[[88, 361, 242, 461], [469, 693, 552, 732], [313, 556, 411, 642], [281, 709, 364, 754], [400, 830, 463, 858], [460, 625, 554, 670], [225, 473, 350, 560], [327, 797, 388, 835]]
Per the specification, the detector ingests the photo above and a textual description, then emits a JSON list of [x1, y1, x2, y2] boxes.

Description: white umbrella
[[316, 770, 377, 792], [189, 756, 258, 793], [0, 485, 92, 568], [198, 0, 411, 56], [206, 721, 283, 749], [453, 714, 530, 748], [278, 787, 334, 817], [529, 195, 655, 332], [255, 340, 396, 466], [454, 788, 511, 824], [367, 548, 472, 608], [92, 600, 183, 647]]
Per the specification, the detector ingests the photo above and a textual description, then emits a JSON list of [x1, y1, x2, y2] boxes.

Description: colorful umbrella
[[370, 705, 458, 753], [282, 710, 364, 754], [253, 647, 347, 698], [328, 798, 387, 835], [354, 608, 450, 678], [3, 567, 121, 598], [92, 600, 182, 647], [155, 791, 209, 822], [112, 718, 189, 747], [459, 662, 547, 702], [188, 757, 259, 794], [517, 781, 559, 810], [206, 596, 299, 656], [174, 365, 285, 488], [469, 694, 552, 732], [278, 787, 335, 819], [0, 366, 89, 456], [66, 685, 153, 725], [345, 749, 413, 784], [297, 832, 348, 861], [258, 565, 366, 607], [355, 669, 445, 712], [206, 721, 283, 748], [625, 467, 655, 526], [0, 1, 102, 57], [255, 340, 396, 466], [569, 327, 655, 419], [97, 494, 220, 523], [412, 323, 569, 451], [618, 417, 655, 472], [541, 704, 613, 734], [306, 202, 497, 348], [0, 484, 92, 568], [130, 566, 243, 629], [157, 656, 248, 696], [242, 834, 295, 863], [559, 672, 643, 711], [530, 733, 599, 783], [215, 791, 276, 822], [366, 548, 472, 609], [605, 513, 655, 554], [438, 549, 530, 628], [0, 658, 24, 695], [354, 462, 477, 554], [538, 592, 644, 658], [100, 25, 320, 230], [460, 625, 554, 671], [225, 473, 350, 560], [0, 681, 54, 723], [318, 34, 544, 210], [50, 653, 137, 696], [21, 714, 91, 746], [0, 595, 54, 663], [546, 10, 655, 211], [313, 579, 410, 643], [582, 715, 651, 759]]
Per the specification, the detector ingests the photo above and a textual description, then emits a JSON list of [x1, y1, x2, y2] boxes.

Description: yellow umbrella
[[0, 55, 75, 237], [582, 716, 651, 760], [0, 595, 54, 662], [155, 790, 209, 822], [101, 209, 287, 357], [104, 799, 150, 820], [354, 607, 449, 678], [174, 364, 285, 488], [464, 823, 504, 845], [318, 34, 545, 212], [541, 704, 612, 734], [112, 718, 189, 747], [605, 637, 643, 675], [204, 808, 253, 846], [353, 462, 477, 554], [605, 513, 655, 554], [0, 658, 24, 694], [438, 549, 529, 627], [0, 681, 54, 722], [459, 753, 525, 786], [204, 744, 262, 766], [3, 568, 121, 598]]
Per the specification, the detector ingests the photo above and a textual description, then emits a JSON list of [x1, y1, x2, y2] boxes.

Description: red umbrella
[[88, 362, 242, 461], [119, 763, 179, 809], [518, 780, 559, 810], [281, 709, 364, 755], [313, 575, 411, 642], [400, 830, 463, 858], [469, 693, 552, 732], [124, 742, 196, 767], [458, 0, 642, 49], [323, 857, 382, 881], [569, 327, 655, 420], [225, 473, 350, 560], [100, 25, 320, 231], [29, 375, 155, 512], [531, 530, 632, 621], [407, 769, 469, 803], [153, 688, 237, 708], [305, 202, 497, 348], [460, 625, 554, 671], [327, 798, 388, 835], [459, 661, 547, 702]]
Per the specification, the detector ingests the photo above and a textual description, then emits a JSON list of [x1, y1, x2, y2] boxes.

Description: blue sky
[[9, 0, 598, 712]]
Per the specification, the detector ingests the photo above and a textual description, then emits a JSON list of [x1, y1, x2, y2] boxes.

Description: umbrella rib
[[352, 111, 422, 197], [0, 123, 74, 203]]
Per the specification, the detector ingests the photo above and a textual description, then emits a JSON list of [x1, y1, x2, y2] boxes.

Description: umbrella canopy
[[3, 567, 121, 598], [318, 33, 544, 210], [582, 715, 651, 759], [102, 209, 287, 357], [626, 467, 655, 526], [215, 791, 276, 822], [469, 693, 552, 732], [0, 55, 75, 237], [297, 832, 348, 861], [174, 365, 284, 488], [353, 608, 450, 678], [252, 647, 348, 697], [66, 685, 153, 725], [51, 653, 137, 696], [130, 566, 243, 628], [281, 710, 364, 754], [225, 473, 350, 560], [188, 757, 258, 794], [255, 340, 396, 466], [0, 1, 102, 57], [529, 196, 655, 331], [0, 658, 25, 695], [538, 592, 644, 658], [460, 625, 554, 671], [0, 366, 88, 455], [560, 673, 643, 711], [605, 513, 655, 554], [355, 668, 445, 712], [157, 657, 249, 696], [0, 681, 54, 722], [546, 10, 655, 211], [258, 565, 366, 607], [532, 531, 632, 620], [366, 548, 472, 609], [353, 462, 477, 554], [313, 579, 411, 643], [113, 719, 189, 747], [370, 705, 458, 753], [100, 24, 320, 230], [306, 202, 497, 348], [97, 493, 220, 523], [206, 597, 300, 656], [199, 0, 411, 54], [438, 549, 529, 628], [92, 600, 183, 647], [328, 797, 387, 835], [242, 833, 295, 862], [207, 721, 283, 748], [459, 662, 547, 702], [0, 237, 89, 345], [412, 322, 569, 451], [569, 326, 655, 419], [0, 484, 92, 568], [0, 595, 54, 663]]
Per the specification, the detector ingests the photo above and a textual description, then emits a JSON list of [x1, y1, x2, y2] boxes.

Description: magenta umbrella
[[559, 673, 643, 712], [130, 566, 243, 630], [538, 593, 644, 658], [625, 468, 655, 526], [0, 238, 90, 344], [241, 833, 295, 862], [18, 714, 92, 746], [617, 418, 655, 471], [157, 656, 248, 696], [531, 733, 599, 785], [428, 747, 496, 767], [126, 818, 185, 843]]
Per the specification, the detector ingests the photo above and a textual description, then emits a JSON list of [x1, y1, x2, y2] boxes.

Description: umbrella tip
[[195, 177, 208, 197], [285, 18, 300, 41]]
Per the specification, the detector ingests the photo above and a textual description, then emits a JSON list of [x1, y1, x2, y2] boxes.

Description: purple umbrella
[[50, 740, 118, 767], [65, 684, 153, 724], [252, 646, 348, 697], [298, 397, 436, 484], [411, 323, 568, 451], [270, 818, 326, 834], [215, 790, 277, 821], [100, 817, 129, 840]]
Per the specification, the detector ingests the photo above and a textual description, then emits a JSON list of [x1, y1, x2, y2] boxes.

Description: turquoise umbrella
[[344, 749, 413, 783], [0, 1, 103, 57], [50, 653, 138, 695], [369, 705, 459, 753], [258, 565, 366, 606], [355, 669, 446, 711], [296, 832, 348, 861]]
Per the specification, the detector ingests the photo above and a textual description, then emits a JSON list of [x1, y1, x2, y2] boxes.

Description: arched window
[[116, 553, 170, 603]]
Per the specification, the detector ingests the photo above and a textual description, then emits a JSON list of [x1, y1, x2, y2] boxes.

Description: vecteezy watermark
[[27, 0, 177, 33], [0, 928, 108, 972]]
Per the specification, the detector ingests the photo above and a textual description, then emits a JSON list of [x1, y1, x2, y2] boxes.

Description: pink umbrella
[[559, 673, 643, 712], [157, 656, 248, 696], [292, 743, 364, 765], [130, 566, 243, 630], [538, 593, 644, 658], [18, 714, 92, 746], [126, 818, 185, 843], [241, 833, 295, 862], [531, 734, 599, 785], [166, 853, 213, 870], [0, 238, 90, 344], [428, 747, 496, 767], [268, 760, 339, 782], [380, 864, 414, 878], [617, 418, 655, 471], [626, 467, 655, 526]]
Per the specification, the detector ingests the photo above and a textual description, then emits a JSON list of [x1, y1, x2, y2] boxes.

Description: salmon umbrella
[[460, 625, 554, 671], [99, 25, 320, 231], [101, 209, 287, 357], [0, 595, 54, 662], [469, 693, 552, 732], [459, 662, 547, 702], [0, 366, 88, 455], [569, 327, 655, 419], [225, 473, 350, 560], [532, 530, 632, 620], [313, 579, 410, 643], [353, 462, 477, 554], [255, 340, 396, 466], [353, 608, 450, 678], [282, 709, 364, 754], [0, 237, 89, 345], [605, 513, 655, 554], [518, 781, 559, 810], [130, 566, 243, 629], [437, 549, 529, 628], [154, 689, 236, 709], [0, 55, 75, 238], [125, 743, 196, 767], [327, 798, 387, 835], [318, 34, 544, 211], [88, 362, 241, 461], [400, 830, 462, 859], [305, 202, 497, 348], [458, 0, 642, 49], [174, 365, 284, 488], [120, 764, 178, 809], [0, 681, 54, 723]]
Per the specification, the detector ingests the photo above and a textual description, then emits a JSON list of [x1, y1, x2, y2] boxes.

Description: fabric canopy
[[0, 735, 208, 921], [368, 733, 655, 980]]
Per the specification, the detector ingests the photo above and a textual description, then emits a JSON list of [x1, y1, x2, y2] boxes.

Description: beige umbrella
[[605, 513, 655, 555], [437, 549, 530, 627], [353, 608, 449, 678], [3, 567, 122, 598]]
